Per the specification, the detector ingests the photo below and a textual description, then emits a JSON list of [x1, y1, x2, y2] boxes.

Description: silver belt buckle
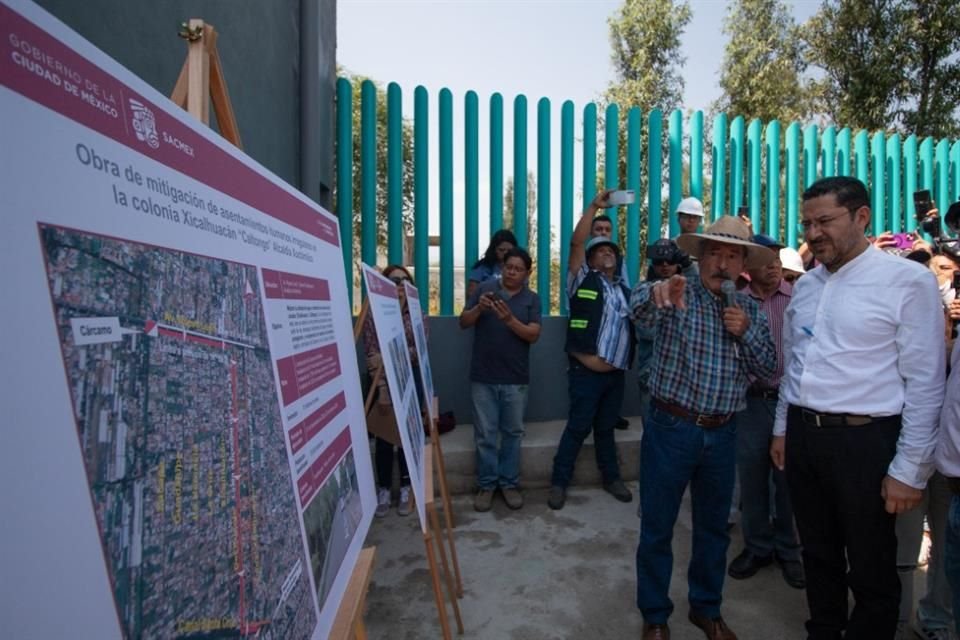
[[802, 409, 822, 427]]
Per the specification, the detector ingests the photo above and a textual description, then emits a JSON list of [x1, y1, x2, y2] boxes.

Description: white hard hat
[[779, 247, 806, 274], [676, 196, 704, 217]]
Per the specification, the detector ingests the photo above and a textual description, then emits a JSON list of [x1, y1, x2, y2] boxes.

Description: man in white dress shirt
[[769, 176, 945, 640]]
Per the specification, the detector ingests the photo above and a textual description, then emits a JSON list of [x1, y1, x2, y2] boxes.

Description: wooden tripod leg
[[329, 547, 376, 640], [431, 397, 456, 529], [423, 530, 452, 640], [429, 502, 464, 632], [432, 436, 463, 597]]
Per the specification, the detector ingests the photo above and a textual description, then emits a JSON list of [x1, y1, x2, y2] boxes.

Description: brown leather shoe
[[641, 622, 670, 640], [688, 610, 737, 640]]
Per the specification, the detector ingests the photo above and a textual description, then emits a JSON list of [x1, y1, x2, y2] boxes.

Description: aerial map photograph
[[38, 224, 318, 640]]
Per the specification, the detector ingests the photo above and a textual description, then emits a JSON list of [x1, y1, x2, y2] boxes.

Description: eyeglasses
[[388, 276, 411, 284], [783, 274, 799, 283], [799, 209, 855, 233]]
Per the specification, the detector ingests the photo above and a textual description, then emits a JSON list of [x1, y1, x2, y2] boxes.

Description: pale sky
[[336, 0, 822, 265]]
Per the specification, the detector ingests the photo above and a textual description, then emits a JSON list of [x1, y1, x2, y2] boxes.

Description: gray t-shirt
[[466, 279, 541, 384]]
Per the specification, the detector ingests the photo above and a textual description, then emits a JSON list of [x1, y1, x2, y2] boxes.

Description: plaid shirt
[[630, 276, 776, 414]]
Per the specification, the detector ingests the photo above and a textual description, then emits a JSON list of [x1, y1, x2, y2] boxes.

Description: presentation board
[[0, 1, 374, 638], [403, 281, 437, 430], [361, 265, 428, 530]]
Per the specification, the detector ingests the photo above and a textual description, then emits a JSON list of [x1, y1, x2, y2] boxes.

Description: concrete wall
[[35, 0, 336, 207], [427, 316, 646, 423]]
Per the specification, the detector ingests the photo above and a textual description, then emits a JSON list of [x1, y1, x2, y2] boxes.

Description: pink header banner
[[262, 268, 331, 301], [0, 3, 340, 246]]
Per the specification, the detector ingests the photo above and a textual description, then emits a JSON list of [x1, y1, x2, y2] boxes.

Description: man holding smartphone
[[549, 190, 635, 509]]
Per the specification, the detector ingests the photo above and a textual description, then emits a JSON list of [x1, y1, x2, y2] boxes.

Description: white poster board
[[0, 2, 373, 638], [361, 265, 428, 530], [403, 281, 437, 429]]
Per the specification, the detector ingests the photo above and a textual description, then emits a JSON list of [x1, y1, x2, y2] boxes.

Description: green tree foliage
[[602, 0, 692, 260], [715, 0, 810, 123], [803, 0, 960, 137], [605, 0, 692, 113], [803, 0, 908, 132], [898, 0, 960, 138], [334, 67, 414, 256]]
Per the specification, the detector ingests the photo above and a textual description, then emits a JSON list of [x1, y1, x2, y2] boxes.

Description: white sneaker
[[375, 488, 390, 518], [397, 486, 412, 516]]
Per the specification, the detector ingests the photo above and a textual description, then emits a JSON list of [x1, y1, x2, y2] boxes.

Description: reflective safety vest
[[565, 270, 633, 359]]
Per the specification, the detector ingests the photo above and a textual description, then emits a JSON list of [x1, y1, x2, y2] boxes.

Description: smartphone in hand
[[913, 189, 933, 220], [608, 190, 635, 206]]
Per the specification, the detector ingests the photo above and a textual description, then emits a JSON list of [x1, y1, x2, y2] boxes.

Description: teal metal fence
[[336, 78, 960, 316]]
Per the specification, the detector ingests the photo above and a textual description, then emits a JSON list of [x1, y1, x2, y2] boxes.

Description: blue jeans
[[550, 361, 624, 488], [471, 383, 527, 490], [636, 401, 737, 623], [736, 396, 800, 561], [945, 494, 960, 635]]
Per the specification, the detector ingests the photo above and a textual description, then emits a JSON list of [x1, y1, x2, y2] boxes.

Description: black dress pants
[[785, 405, 902, 640]]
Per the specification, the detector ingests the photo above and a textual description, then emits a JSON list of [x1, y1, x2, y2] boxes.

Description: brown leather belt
[[652, 398, 732, 428]]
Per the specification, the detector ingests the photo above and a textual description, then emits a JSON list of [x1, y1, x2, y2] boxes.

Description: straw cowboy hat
[[676, 216, 776, 270]]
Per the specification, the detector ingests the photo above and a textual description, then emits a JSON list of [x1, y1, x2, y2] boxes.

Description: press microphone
[[720, 279, 737, 308], [720, 279, 741, 357]]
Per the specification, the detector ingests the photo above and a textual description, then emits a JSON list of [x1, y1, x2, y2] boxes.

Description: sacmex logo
[[129, 98, 160, 149]]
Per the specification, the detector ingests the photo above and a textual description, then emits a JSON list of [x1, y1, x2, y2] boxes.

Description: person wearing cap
[[630, 216, 776, 640], [676, 196, 705, 236], [779, 247, 806, 284], [637, 239, 695, 416], [727, 234, 805, 590], [769, 176, 945, 640], [548, 192, 635, 510], [591, 209, 632, 430]]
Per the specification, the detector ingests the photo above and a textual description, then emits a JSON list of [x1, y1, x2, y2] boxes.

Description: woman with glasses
[[466, 229, 518, 300], [362, 264, 428, 518]]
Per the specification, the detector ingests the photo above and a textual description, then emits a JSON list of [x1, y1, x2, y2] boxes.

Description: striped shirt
[[630, 276, 776, 414], [569, 264, 633, 370], [741, 279, 792, 389]]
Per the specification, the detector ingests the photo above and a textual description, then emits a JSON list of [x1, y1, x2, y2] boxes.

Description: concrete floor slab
[[364, 486, 812, 640]]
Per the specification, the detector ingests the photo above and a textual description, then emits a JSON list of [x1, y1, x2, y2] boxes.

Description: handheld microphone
[[720, 279, 737, 308], [720, 279, 741, 357]]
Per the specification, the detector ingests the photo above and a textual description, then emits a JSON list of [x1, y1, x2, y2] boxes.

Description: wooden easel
[[169, 20, 372, 638], [329, 547, 376, 640], [355, 301, 465, 634], [421, 441, 464, 639], [170, 18, 242, 148]]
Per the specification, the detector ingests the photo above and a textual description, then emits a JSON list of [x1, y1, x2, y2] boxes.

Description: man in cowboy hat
[[630, 215, 776, 640]]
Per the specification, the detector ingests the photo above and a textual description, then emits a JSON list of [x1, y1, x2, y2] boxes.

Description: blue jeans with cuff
[[471, 382, 527, 490], [636, 401, 737, 624], [550, 361, 624, 488]]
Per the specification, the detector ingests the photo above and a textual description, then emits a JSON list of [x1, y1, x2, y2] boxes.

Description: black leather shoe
[[615, 416, 630, 430], [776, 556, 806, 589], [727, 549, 773, 579], [603, 480, 633, 502], [547, 485, 566, 510]]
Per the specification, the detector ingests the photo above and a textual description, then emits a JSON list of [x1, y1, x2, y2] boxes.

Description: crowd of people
[[369, 175, 960, 640]]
